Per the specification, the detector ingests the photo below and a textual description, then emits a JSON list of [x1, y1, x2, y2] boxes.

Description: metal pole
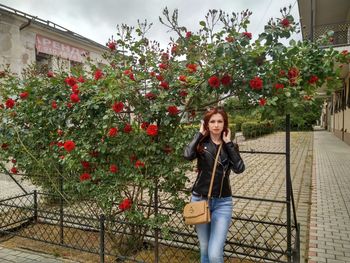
[[99, 214, 105, 263], [59, 174, 64, 245], [33, 190, 38, 223], [286, 114, 292, 263], [154, 179, 159, 263]]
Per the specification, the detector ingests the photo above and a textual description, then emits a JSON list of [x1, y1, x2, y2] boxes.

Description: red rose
[[63, 140, 75, 152], [179, 89, 188, 97], [159, 81, 169, 89], [109, 164, 118, 173], [11, 159, 16, 164], [11, 167, 18, 174], [149, 71, 156, 77], [108, 127, 118, 137], [178, 75, 187, 82], [107, 40, 116, 50], [81, 161, 90, 170], [112, 102, 124, 113], [303, 95, 312, 101], [119, 198, 132, 211], [128, 73, 135, 81], [94, 69, 103, 80], [145, 92, 157, 100], [186, 64, 197, 73], [225, 36, 234, 42], [259, 98, 267, 106], [135, 160, 145, 168], [242, 32, 252, 39], [70, 93, 80, 103], [186, 31, 192, 38], [249, 76, 263, 90], [308, 75, 318, 84], [71, 84, 79, 94], [279, 70, 286, 77], [20, 91, 29, 99], [208, 76, 220, 88], [52, 101, 58, 109], [275, 83, 284, 90], [156, 74, 164, 81], [288, 67, 299, 79], [159, 63, 168, 70], [123, 123, 132, 133], [171, 45, 178, 54], [5, 98, 15, 109], [67, 102, 73, 108], [65, 76, 77, 87], [221, 74, 232, 86], [141, 122, 149, 130], [167, 106, 179, 116], [124, 69, 132, 75], [80, 173, 91, 182], [77, 76, 85, 83], [1, 143, 9, 150], [146, 124, 158, 136], [47, 71, 54, 78], [161, 53, 169, 61], [281, 18, 290, 28]]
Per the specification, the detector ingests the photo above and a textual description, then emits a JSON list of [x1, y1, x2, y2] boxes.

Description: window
[[36, 52, 52, 74]]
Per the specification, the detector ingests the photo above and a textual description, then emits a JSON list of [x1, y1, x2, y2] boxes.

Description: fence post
[[286, 114, 292, 262], [59, 174, 64, 245], [154, 179, 159, 263], [99, 214, 105, 263], [33, 190, 38, 223]]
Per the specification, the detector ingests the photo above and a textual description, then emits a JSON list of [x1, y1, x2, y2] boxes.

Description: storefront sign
[[36, 35, 88, 62]]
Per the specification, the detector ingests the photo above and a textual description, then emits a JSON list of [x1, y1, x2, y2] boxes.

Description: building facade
[[0, 3, 108, 76], [298, 0, 350, 145]]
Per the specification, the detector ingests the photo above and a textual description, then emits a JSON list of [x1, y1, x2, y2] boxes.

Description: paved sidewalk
[[308, 131, 350, 263], [0, 245, 78, 263]]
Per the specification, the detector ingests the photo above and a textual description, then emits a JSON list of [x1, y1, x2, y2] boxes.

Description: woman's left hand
[[223, 128, 231, 143]]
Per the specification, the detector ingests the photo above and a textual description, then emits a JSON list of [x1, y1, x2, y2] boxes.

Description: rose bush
[[0, 6, 347, 250]]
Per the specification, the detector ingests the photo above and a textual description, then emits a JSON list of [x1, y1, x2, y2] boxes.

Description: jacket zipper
[[219, 166, 225, 197], [193, 170, 202, 189]]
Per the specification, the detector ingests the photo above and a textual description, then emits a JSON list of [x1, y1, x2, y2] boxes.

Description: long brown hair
[[197, 107, 229, 153]]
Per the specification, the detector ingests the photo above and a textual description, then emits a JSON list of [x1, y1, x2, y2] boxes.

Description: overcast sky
[[0, 0, 301, 48]]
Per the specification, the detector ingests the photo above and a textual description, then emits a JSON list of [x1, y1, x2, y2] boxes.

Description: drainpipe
[[20, 18, 32, 30], [310, 0, 314, 42]]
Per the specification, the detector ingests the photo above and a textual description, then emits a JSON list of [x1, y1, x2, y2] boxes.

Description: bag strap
[[207, 143, 222, 199]]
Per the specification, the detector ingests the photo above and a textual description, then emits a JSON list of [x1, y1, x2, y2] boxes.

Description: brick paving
[[0, 245, 78, 263], [233, 131, 314, 261], [308, 131, 350, 263]]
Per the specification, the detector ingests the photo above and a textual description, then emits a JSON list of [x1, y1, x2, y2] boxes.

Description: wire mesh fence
[[0, 190, 298, 262]]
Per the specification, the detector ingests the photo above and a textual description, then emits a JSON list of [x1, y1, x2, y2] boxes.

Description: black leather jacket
[[184, 132, 245, 198]]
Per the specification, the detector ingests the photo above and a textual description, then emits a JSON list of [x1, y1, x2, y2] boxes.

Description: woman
[[184, 107, 245, 263]]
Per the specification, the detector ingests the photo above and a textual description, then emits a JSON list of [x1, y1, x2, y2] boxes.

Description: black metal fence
[[0, 115, 300, 262]]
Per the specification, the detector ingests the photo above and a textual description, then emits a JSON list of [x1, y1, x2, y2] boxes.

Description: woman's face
[[208, 113, 224, 136]]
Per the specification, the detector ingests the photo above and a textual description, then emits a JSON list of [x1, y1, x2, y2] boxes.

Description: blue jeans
[[191, 195, 233, 263]]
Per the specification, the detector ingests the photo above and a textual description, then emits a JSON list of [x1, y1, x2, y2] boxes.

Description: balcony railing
[[304, 21, 350, 47]]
